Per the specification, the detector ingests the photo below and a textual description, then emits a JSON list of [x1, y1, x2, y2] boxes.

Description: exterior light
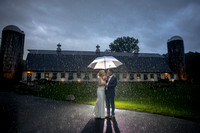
[[77, 78, 81, 83], [164, 73, 169, 77], [151, 78, 154, 81], [61, 78, 65, 82], [5, 73, 13, 79], [26, 71, 32, 74]]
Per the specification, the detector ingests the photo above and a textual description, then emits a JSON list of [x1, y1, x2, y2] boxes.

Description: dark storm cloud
[[0, 0, 200, 59]]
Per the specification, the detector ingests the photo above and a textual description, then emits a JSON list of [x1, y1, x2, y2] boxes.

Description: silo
[[0, 25, 25, 81], [167, 36, 186, 80]]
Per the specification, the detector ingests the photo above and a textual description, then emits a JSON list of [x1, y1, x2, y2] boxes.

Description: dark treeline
[[185, 52, 200, 83]]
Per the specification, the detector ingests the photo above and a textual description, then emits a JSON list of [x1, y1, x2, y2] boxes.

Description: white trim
[[22, 71, 178, 82]]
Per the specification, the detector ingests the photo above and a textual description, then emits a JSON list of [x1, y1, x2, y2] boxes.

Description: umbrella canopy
[[88, 56, 123, 69]]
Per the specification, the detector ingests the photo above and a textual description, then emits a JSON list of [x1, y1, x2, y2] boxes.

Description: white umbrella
[[88, 56, 123, 69]]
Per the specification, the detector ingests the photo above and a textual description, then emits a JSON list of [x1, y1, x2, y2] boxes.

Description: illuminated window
[[45, 73, 49, 79]]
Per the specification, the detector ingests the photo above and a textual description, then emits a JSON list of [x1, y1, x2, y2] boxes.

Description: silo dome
[[167, 36, 183, 43], [3, 25, 24, 34]]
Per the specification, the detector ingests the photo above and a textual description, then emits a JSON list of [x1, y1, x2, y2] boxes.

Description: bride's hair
[[97, 70, 105, 78]]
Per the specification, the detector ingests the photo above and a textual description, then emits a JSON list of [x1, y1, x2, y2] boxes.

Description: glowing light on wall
[[151, 78, 155, 81], [61, 78, 65, 82], [164, 73, 169, 77], [137, 78, 140, 82], [26, 71, 32, 74], [77, 78, 81, 83], [4, 73, 14, 79]]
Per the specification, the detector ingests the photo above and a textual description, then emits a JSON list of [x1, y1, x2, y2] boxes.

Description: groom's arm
[[108, 77, 117, 89]]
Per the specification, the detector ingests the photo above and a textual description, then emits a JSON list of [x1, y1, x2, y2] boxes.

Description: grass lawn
[[15, 82, 200, 121]]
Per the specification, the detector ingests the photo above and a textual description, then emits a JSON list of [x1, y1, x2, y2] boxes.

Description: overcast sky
[[0, 0, 200, 59]]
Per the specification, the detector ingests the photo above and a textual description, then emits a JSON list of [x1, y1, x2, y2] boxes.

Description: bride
[[93, 70, 107, 119]]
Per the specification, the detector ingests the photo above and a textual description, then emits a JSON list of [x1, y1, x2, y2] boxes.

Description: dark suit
[[105, 75, 117, 115]]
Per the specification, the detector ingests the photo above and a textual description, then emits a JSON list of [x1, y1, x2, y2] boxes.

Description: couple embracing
[[93, 69, 117, 119]]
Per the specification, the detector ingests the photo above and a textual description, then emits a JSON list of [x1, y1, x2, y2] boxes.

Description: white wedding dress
[[93, 78, 105, 119]]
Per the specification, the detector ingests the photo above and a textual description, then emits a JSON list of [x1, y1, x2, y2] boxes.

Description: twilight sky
[[0, 0, 200, 59]]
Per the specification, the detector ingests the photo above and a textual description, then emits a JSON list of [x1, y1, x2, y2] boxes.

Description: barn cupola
[[96, 45, 100, 56], [57, 43, 61, 54]]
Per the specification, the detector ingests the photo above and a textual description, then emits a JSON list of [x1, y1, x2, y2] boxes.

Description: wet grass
[[115, 82, 200, 120], [15, 82, 200, 121]]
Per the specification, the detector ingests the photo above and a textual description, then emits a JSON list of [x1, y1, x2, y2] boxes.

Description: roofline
[[27, 49, 163, 57]]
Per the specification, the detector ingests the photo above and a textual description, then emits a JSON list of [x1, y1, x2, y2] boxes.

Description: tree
[[185, 52, 200, 83], [108, 36, 139, 53]]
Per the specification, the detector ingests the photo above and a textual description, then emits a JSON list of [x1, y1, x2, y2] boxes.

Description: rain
[[1, 44, 200, 132], [1, 0, 200, 132]]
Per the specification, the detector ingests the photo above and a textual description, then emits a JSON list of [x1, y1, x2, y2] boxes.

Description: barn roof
[[24, 50, 172, 73]]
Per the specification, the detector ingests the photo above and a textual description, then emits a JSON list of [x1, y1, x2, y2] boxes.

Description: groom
[[105, 69, 117, 118]]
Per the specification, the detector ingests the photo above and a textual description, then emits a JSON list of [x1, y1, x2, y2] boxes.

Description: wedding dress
[[93, 78, 105, 119]]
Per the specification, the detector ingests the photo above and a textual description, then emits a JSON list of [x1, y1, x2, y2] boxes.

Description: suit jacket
[[105, 75, 117, 97]]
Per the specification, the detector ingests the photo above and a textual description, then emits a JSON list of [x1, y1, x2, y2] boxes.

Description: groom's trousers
[[106, 95, 115, 115]]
